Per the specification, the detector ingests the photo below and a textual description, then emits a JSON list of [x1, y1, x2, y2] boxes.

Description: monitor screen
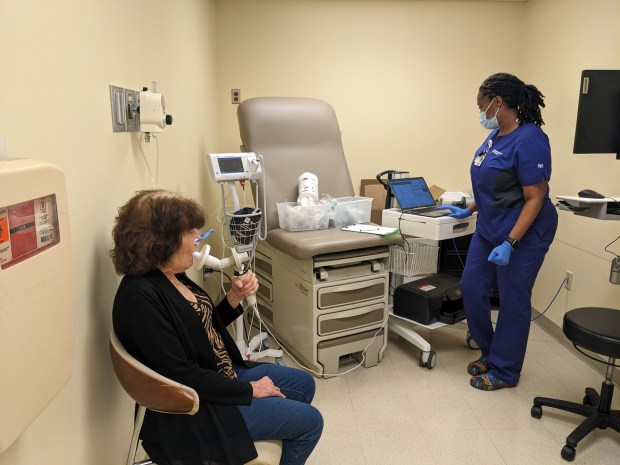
[[573, 70, 620, 159]]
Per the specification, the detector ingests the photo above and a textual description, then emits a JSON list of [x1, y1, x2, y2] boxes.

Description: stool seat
[[532, 307, 620, 462], [564, 307, 620, 358]]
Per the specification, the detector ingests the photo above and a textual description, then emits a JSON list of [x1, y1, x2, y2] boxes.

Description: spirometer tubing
[[228, 180, 241, 211], [257, 154, 267, 241]]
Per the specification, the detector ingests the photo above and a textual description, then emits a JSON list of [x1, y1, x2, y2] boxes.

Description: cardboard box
[[360, 179, 387, 225]]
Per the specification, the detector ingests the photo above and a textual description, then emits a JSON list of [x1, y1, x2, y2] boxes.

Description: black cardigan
[[112, 269, 258, 464]]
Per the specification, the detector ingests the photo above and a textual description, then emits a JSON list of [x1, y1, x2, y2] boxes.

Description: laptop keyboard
[[403, 206, 438, 214]]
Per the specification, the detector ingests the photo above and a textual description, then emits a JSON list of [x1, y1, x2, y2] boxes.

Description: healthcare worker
[[440, 73, 558, 391]]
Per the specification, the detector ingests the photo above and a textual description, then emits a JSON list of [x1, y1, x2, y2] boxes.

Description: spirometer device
[[195, 152, 280, 362], [0, 158, 75, 453]]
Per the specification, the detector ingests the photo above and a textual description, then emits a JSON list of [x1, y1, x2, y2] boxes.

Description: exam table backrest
[[237, 97, 355, 232]]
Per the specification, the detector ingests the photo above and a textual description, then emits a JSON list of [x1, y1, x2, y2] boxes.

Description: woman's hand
[[437, 204, 473, 218], [250, 375, 286, 399], [227, 270, 259, 308]]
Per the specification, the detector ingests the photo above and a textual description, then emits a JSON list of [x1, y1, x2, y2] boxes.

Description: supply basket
[[276, 202, 331, 231], [329, 196, 372, 227], [225, 208, 262, 253], [389, 242, 439, 277]]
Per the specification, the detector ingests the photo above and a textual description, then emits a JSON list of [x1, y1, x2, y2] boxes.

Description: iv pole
[[193, 171, 282, 362]]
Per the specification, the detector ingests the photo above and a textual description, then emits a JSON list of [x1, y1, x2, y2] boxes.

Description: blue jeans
[[234, 364, 323, 465]]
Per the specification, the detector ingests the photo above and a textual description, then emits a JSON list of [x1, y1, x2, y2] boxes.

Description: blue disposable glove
[[436, 204, 472, 218], [488, 241, 513, 266]]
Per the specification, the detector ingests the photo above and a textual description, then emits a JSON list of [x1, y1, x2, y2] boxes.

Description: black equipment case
[[393, 273, 465, 325]]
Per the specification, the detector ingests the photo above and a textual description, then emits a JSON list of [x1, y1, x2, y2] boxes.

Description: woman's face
[[166, 229, 200, 273], [477, 92, 498, 116]]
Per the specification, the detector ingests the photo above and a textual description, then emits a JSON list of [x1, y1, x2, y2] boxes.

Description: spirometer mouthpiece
[[611, 257, 620, 285], [195, 228, 215, 245]]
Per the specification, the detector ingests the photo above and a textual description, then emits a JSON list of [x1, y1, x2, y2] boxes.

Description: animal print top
[[186, 282, 237, 380]]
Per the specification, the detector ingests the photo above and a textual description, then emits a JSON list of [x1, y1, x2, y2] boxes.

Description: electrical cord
[[138, 133, 158, 188], [441, 238, 567, 324], [243, 296, 386, 378], [604, 233, 620, 258], [572, 343, 620, 368], [530, 277, 567, 322]]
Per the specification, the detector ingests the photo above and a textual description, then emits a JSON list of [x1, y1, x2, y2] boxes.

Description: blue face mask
[[479, 99, 499, 129]]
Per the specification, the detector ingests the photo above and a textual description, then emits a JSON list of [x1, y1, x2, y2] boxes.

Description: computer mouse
[[578, 189, 605, 199]]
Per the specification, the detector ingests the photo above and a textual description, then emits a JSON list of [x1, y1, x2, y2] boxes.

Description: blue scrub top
[[470, 123, 555, 244]]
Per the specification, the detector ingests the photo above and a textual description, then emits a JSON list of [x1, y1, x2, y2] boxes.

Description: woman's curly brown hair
[[110, 189, 205, 276]]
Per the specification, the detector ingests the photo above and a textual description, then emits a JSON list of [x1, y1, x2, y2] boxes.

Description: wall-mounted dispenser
[[139, 87, 173, 141], [109, 84, 173, 141]]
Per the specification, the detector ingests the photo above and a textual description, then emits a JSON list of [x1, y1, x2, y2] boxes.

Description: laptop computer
[[388, 177, 451, 218]]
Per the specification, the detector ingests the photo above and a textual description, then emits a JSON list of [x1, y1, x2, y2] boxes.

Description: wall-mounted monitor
[[573, 70, 620, 160]]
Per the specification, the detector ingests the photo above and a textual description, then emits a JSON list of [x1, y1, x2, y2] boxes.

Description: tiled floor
[[293, 318, 620, 465]]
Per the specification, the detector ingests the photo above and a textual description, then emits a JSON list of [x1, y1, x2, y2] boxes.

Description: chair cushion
[[247, 440, 283, 465], [563, 307, 620, 358]]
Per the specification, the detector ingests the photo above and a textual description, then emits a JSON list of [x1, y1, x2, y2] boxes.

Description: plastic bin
[[329, 196, 372, 227], [276, 202, 331, 231]]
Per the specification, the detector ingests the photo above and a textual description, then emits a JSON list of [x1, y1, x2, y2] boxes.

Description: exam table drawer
[[317, 304, 385, 336], [317, 277, 386, 310]]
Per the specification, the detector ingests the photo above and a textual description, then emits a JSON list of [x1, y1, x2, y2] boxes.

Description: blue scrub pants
[[234, 364, 323, 465], [461, 228, 554, 385]]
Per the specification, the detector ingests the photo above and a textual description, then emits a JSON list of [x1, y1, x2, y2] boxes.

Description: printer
[[393, 273, 465, 325]]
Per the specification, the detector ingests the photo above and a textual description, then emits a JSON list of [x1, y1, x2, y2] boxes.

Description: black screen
[[573, 70, 620, 159], [218, 157, 244, 173]]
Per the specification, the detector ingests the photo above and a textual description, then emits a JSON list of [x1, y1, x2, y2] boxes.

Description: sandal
[[470, 373, 515, 391], [467, 356, 488, 376]]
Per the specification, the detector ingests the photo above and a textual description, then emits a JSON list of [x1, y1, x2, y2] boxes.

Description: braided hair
[[479, 73, 546, 127]]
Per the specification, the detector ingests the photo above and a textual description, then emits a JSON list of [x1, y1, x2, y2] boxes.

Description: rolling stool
[[531, 307, 620, 461]]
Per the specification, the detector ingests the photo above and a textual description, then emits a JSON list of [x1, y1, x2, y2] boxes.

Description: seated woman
[[111, 189, 323, 465]]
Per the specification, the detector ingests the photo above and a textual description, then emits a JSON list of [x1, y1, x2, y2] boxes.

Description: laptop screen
[[388, 177, 436, 210]]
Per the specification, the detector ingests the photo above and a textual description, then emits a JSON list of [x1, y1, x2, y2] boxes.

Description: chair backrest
[[237, 97, 355, 232], [110, 330, 282, 465], [109, 330, 199, 415]]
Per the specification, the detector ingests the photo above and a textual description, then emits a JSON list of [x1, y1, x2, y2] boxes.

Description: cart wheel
[[275, 357, 286, 366], [419, 351, 437, 369], [561, 445, 576, 461], [582, 394, 594, 406], [426, 351, 437, 369], [261, 339, 270, 350], [531, 405, 542, 419], [466, 332, 479, 350]]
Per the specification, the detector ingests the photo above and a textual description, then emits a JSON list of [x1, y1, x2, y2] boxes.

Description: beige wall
[[522, 0, 620, 325], [214, 0, 525, 191], [214, 0, 620, 325], [0, 0, 619, 464], [0, 0, 218, 464]]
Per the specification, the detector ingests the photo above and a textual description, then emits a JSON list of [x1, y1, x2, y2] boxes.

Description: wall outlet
[[565, 270, 574, 290], [231, 89, 241, 104], [203, 267, 214, 280]]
